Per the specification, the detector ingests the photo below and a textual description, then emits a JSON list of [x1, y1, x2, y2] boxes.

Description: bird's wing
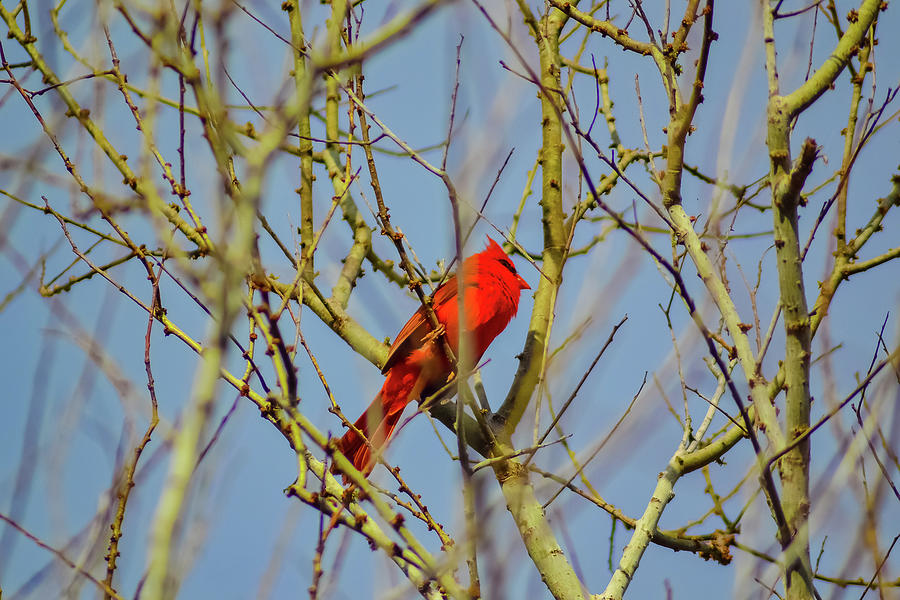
[[381, 275, 458, 374]]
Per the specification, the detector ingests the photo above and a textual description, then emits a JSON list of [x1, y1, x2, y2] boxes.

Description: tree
[[1, 0, 898, 598]]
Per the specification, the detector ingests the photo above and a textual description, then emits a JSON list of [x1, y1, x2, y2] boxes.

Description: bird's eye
[[499, 258, 517, 275]]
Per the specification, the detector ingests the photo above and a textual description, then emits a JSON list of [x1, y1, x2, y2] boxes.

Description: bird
[[334, 237, 530, 480]]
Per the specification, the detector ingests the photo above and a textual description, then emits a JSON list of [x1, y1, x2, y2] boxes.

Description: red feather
[[335, 237, 530, 479]]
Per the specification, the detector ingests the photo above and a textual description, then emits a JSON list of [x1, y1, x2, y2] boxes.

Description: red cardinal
[[335, 237, 530, 478]]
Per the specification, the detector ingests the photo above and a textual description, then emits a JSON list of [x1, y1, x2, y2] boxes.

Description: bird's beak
[[517, 274, 531, 290]]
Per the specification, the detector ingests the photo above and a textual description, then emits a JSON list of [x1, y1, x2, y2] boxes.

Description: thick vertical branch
[[761, 2, 880, 597], [325, 0, 347, 162], [769, 128, 815, 600], [485, 6, 587, 600], [495, 4, 567, 431], [762, 6, 816, 599], [288, 1, 314, 278]]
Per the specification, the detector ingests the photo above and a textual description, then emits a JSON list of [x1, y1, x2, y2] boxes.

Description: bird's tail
[[333, 358, 435, 482], [334, 391, 404, 479]]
